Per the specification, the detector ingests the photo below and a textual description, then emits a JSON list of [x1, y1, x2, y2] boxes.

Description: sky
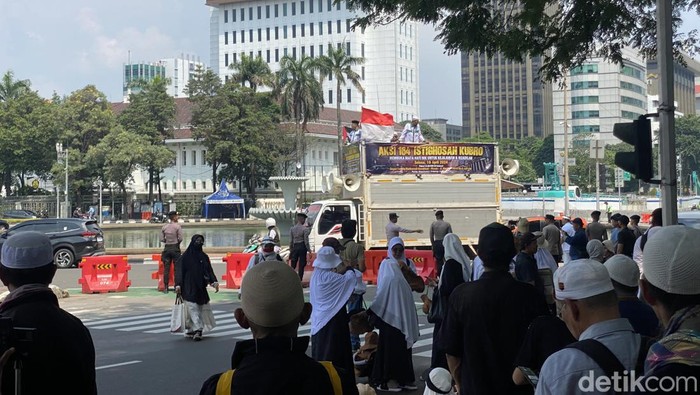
[[0, 1, 697, 127]]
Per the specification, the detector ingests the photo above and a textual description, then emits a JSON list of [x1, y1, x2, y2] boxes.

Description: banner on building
[[364, 143, 496, 175]]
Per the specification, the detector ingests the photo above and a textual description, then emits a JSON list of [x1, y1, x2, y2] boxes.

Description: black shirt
[[439, 270, 550, 395], [617, 227, 636, 258], [514, 315, 576, 373], [514, 252, 544, 295], [199, 336, 358, 395]]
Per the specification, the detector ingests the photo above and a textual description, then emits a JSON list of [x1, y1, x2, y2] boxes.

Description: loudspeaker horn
[[500, 158, 520, 177], [327, 173, 343, 193], [321, 175, 329, 193], [343, 174, 362, 192]]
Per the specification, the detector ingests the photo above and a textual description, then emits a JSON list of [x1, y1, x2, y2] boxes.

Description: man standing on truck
[[347, 120, 362, 144], [399, 117, 425, 143], [430, 210, 452, 274], [385, 213, 423, 244], [289, 212, 311, 280]]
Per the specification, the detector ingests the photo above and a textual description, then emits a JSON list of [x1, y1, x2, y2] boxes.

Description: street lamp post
[[98, 179, 103, 225], [55, 143, 69, 218]]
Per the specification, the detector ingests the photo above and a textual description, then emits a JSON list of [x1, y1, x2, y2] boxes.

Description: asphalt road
[[32, 269, 433, 395]]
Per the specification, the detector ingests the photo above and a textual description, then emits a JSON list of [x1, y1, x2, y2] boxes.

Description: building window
[[319, 0, 323, 12], [275, 48, 279, 61], [301, 46, 306, 56], [572, 110, 600, 119], [312, 150, 316, 159], [409, 47, 412, 60], [401, 90, 404, 104], [310, 23, 314, 36], [240, 8, 244, 21], [292, 2, 296, 15], [410, 69, 413, 82], [274, 4, 279, 17], [182, 150, 187, 166], [301, 1, 305, 14], [336, 0, 340, 10], [333, 152, 338, 165], [347, 88, 351, 103], [258, 28, 262, 41], [225, 53, 229, 67], [571, 96, 599, 105], [284, 47, 288, 56], [310, 45, 315, 57], [346, 41, 350, 55], [621, 95, 646, 109], [362, 92, 365, 103], [621, 110, 642, 119], [310, 0, 314, 13], [328, 90, 333, 104], [361, 43, 365, 57], [224, 10, 228, 23], [361, 66, 365, 80], [232, 31, 237, 44], [400, 67, 403, 81], [202, 150, 206, 163], [192, 151, 197, 166], [233, 53, 237, 63], [346, 19, 351, 33], [241, 30, 245, 43], [328, 21, 332, 34], [399, 45, 402, 58], [284, 25, 288, 39], [266, 5, 270, 18], [337, 20, 341, 34], [257, 6, 262, 19], [283, 3, 288, 16], [572, 125, 601, 134], [203, 181, 207, 190], [266, 27, 270, 40], [325, 151, 329, 160], [266, 49, 271, 62], [319, 21, 323, 35], [292, 47, 297, 59], [183, 180, 187, 190], [249, 7, 253, 20], [275, 26, 279, 39], [249, 29, 253, 42], [257, 50, 262, 59], [620, 81, 644, 95], [411, 91, 413, 105], [301, 24, 305, 37], [327, 0, 332, 12], [570, 64, 599, 75], [224, 32, 228, 45], [319, 44, 324, 56]]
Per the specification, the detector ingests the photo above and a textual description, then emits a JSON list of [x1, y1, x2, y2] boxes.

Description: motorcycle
[[243, 233, 291, 261], [149, 212, 167, 223]]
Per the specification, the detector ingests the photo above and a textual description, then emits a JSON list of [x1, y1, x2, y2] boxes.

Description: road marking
[[96, 360, 142, 370]]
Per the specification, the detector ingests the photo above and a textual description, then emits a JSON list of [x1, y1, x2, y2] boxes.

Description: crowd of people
[[0, 206, 697, 395]]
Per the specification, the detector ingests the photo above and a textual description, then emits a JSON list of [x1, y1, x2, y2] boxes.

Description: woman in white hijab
[[310, 246, 357, 374], [368, 237, 421, 392], [430, 233, 471, 371]]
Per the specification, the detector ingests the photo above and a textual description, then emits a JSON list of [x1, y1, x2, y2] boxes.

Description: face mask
[[194, 238, 204, 246]]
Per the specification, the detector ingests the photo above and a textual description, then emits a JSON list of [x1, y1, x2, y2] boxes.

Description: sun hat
[[553, 259, 614, 300], [240, 261, 304, 327], [0, 231, 54, 269], [312, 246, 342, 269], [604, 255, 640, 288], [643, 225, 700, 295]]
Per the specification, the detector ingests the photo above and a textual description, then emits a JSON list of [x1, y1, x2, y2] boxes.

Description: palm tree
[[317, 43, 365, 174], [228, 54, 272, 92], [0, 70, 31, 102], [278, 55, 324, 175]]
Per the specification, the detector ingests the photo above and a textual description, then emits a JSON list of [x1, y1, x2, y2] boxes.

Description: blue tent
[[202, 180, 246, 219]]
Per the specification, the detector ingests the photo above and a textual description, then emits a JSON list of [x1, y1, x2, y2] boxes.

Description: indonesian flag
[[361, 107, 395, 142]]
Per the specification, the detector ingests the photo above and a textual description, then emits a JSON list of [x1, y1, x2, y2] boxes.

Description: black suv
[[0, 219, 105, 268]]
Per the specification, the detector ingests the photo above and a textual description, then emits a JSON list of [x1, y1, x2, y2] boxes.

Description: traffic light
[[613, 116, 653, 182]]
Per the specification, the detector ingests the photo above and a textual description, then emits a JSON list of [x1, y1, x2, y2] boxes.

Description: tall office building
[[461, 52, 553, 139], [552, 47, 648, 162], [206, 0, 419, 121], [646, 54, 700, 116], [123, 56, 206, 99]]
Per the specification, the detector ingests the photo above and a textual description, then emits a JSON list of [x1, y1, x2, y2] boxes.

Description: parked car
[[678, 212, 700, 230], [1, 209, 38, 219], [0, 218, 105, 268]]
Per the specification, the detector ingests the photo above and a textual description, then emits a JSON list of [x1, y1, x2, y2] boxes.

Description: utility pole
[[563, 74, 570, 216], [657, 0, 678, 225]]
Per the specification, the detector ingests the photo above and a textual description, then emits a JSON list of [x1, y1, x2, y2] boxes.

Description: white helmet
[[265, 218, 276, 228]]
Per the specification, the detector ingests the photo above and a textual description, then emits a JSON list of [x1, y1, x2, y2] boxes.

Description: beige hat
[[240, 261, 304, 327], [643, 225, 700, 295], [553, 259, 614, 300], [604, 255, 640, 288], [602, 239, 615, 253]]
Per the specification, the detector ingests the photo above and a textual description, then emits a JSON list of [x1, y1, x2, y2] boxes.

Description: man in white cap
[[536, 259, 641, 395], [0, 231, 97, 394], [560, 216, 575, 264], [199, 261, 358, 394], [399, 117, 425, 143], [246, 236, 283, 270], [640, 225, 700, 383], [604, 255, 659, 338]]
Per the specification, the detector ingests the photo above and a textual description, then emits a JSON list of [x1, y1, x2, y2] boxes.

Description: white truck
[[305, 142, 510, 252]]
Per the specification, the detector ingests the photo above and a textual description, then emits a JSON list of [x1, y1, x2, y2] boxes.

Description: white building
[[647, 95, 682, 145], [206, 0, 419, 121], [123, 56, 206, 100], [552, 47, 648, 164]]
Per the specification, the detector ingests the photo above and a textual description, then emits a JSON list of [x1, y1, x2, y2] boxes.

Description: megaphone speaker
[[500, 158, 520, 177], [343, 174, 361, 192]]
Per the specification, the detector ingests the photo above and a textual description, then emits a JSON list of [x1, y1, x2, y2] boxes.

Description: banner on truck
[[365, 143, 495, 175], [342, 145, 362, 174]]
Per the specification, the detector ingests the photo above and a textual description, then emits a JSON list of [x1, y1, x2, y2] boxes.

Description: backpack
[[338, 239, 355, 266], [254, 253, 283, 266], [214, 361, 342, 395]]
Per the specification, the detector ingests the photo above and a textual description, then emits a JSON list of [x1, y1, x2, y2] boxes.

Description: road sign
[[623, 171, 631, 181], [590, 140, 605, 160], [615, 168, 624, 188]]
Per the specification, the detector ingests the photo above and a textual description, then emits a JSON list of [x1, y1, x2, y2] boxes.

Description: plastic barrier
[[641, 213, 651, 224], [78, 255, 131, 294], [150, 254, 176, 292], [221, 252, 254, 289], [361, 249, 436, 284]]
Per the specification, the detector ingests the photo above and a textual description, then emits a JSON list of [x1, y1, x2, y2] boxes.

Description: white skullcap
[[643, 225, 700, 295], [553, 259, 614, 300], [240, 261, 304, 327], [424, 367, 455, 395], [1, 231, 53, 269], [604, 255, 640, 288]]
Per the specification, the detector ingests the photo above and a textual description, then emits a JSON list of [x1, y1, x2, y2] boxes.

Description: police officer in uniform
[[160, 211, 183, 293], [288, 212, 311, 280]]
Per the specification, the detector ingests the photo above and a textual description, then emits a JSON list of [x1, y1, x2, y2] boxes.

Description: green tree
[[56, 85, 117, 207], [0, 90, 59, 195], [0, 70, 31, 102], [118, 76, 176, 202], [675, 115, 700, 182], [348, 0, 699, 81], [533, 134, 554, 176], [186, 66, 224, 191], [317, 44, 365, 173], [228, 54, 273, 92], [278, 55, 324, 172]]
